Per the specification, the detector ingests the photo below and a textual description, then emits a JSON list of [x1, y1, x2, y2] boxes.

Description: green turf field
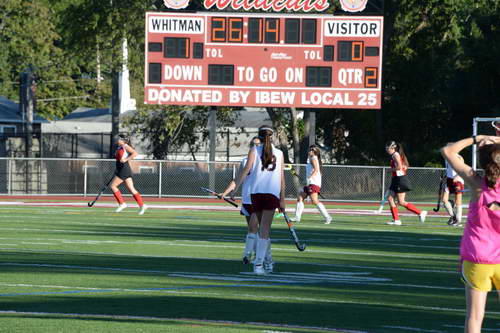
[[0, 203, 499, 332]]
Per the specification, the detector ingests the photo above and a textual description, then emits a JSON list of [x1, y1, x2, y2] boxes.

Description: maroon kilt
[[303, 184, 321, 196], [251, 193, 280, 212], [446, 177, 465, 194]]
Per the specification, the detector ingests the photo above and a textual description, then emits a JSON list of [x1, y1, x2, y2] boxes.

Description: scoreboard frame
[[144, 11, 384, 109]]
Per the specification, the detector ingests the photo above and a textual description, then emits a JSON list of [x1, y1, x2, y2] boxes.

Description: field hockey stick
[[281, 209, 306, 251], [433, 171, 447, 212], [88, 176, 114, 207], [374, 189, 390, 214], [288, 167, 326, 200], [200, 187, 238, 207]]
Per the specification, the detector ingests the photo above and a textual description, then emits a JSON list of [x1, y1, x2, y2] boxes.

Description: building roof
[[62, 107, 111, 122], [0, 96, 48, 123]]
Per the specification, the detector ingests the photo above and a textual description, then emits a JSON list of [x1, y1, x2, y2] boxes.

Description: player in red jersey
[[110, 135, 147, 215], [385, 141, 427, 225]]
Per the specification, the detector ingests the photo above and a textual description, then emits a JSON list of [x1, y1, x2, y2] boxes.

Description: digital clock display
[[144, 12, 383, 109]]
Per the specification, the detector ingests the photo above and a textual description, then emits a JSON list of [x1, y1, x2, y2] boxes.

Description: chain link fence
[[0, 157, 468, 204]]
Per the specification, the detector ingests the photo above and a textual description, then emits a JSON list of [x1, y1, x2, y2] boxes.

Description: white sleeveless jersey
[[445, 161, 464, 183], [248, 145, 283, 199], [306, 156, 322, 187], [240, 157, 252, 204]]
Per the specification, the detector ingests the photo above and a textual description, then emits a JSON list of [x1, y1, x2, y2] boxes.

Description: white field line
[[0, 200, 450, 219], [0, 283, 488, 315], [382, 326, 446, 333], [0, 311, 363, 333], [0, 230, 460, 251], [0, 237, 458, 260], [0, 261, 457, 275]]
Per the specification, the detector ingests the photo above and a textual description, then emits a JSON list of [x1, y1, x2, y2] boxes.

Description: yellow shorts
[[462, 260, 500, 292]]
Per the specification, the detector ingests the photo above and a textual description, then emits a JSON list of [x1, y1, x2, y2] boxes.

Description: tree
[[124, 106, 236, 160], [0, 0, 85, 120]]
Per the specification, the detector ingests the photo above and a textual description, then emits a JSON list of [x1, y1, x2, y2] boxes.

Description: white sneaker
[[386, 220, 402, 225], [419, 211, 428, 223], [254, 264, 266, 275], [324, 216, 332, 225], [115, 203, 127, 213], [264, 262, 274, 274], [290, 217, 300, 222], [138, 204, 148, 215]]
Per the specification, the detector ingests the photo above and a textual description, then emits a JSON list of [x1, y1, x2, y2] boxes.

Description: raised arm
[[440, 136, 495, 198]]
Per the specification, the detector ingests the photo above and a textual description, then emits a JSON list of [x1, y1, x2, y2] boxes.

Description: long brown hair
[[258, 126, 274, 170], [478, 143, 500, 188], [309, 145, 322, 168], [386, 140, 409, 167]]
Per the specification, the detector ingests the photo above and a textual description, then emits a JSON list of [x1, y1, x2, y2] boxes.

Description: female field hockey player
[[232, 126, 285, 275], [385, 141, 427, 225], [291, 145, 332, 224], [441, 135, 500, 333], [110, 135, 147, 215], [442, 150, 465, 226], [219, 136, 261, 264]]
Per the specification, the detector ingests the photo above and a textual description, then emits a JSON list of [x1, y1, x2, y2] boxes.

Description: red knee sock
[[404, 203, 421, 215], [133, 193, 144, 207], [390, 206, 399, 221], [113, 190, 125, 204]]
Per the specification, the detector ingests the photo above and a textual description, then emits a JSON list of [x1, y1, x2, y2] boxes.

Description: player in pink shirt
[[441, 135, 500, 333]]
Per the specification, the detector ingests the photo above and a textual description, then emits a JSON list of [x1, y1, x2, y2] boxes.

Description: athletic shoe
[[242, 252, 252, 265], [254, 264, 266, 275], [115, 203, 127, 213], [138, 204, 148, 215], [386, 220, 402, 226], [419, 211, 428, 223], [290, 217, 300, 222], [448, 216, 459, 226], [324, 216, 332, 225], [264, 262, 274, 274]]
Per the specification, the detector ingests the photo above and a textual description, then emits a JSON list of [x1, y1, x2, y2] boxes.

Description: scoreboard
[[144, 12, 383, 109]]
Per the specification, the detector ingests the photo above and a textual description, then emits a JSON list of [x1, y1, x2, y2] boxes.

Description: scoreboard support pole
[[208, 106, 217, 190], [309, 110, 316, 147]]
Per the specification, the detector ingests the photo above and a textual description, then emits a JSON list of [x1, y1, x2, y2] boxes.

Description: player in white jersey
[[292, 145, 332, 224], [219, 137, 261, 264], [231, 126, 285, 275], [442, 151, 465, 226], [493, 121, 500, 136]]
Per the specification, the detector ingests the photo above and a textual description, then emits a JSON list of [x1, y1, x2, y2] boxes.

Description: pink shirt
[[460, 178, 500, 264]]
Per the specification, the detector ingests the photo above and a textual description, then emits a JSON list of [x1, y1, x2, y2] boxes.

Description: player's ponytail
[[387, 140, 409, 167], [258, 126, 275, 170], [479, 143, 500, 188]]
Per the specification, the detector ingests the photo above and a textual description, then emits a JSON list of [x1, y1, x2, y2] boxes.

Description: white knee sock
[[455, 205, 463, 223], [295, 201, 304, 220], [264, 238, 272, 263], [316, 202, 331, 220], [255, 238, 270, 266], [444, 202, 454, 217], [243, 233, 257, 257]]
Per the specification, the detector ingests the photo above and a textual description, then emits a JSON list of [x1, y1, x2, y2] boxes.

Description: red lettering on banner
[[203, 0, 329, 12]]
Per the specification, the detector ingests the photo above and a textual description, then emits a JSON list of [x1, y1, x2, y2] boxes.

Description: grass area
[[0, 202, 498, 332]]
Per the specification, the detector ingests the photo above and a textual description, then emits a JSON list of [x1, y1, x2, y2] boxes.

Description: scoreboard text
[[144, 12, 383, 109]]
